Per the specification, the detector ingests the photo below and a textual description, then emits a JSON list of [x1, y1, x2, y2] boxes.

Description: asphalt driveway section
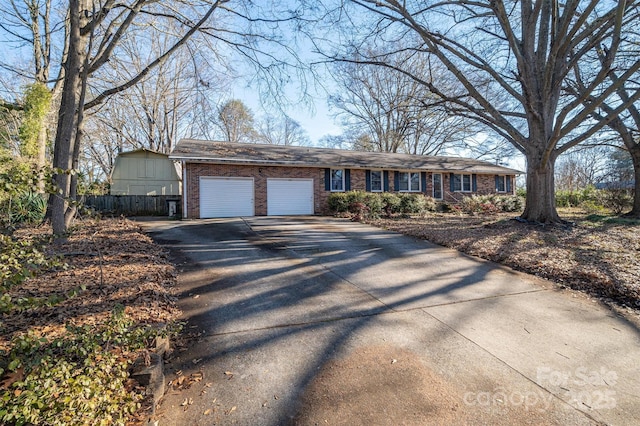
[[138, 217, 640, 426]]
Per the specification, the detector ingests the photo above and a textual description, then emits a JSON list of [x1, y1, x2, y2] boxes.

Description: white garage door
[[267, 178, 314, 215], [200, 177, 254, 218]]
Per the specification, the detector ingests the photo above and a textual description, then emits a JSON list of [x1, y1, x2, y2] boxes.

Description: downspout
[[182, 160, 187, 219]]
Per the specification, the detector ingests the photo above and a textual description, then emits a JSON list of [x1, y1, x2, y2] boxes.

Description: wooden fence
[[81, 195, 181, 216]]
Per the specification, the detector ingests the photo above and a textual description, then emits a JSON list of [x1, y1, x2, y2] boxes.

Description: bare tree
[[569, 49, 640, 217], [217, 99, 256, 143], [0, 0, 66, 190], [321, 0, 640, 223], [30, 0, 308, 236], [255, 113, 310, 146], [607, 149, 635, 184], [0, 101, 22, 155], [555, 146, 610, 191], [329, 51, 472, 155], [86, 33, 218, 152]]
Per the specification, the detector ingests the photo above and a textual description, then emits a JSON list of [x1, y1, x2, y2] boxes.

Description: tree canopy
[[315, 0, 640, 222]]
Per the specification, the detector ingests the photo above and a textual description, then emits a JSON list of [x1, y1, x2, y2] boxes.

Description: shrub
[[328, 191, 383, 219], [397, 193, 423, 214], [555, 186, 601, 208], [0, 308, 175, 426], [459, 195, 524, 214], [329, 191, 436, 218], [599, 189, 633, 215], [349, 201, 370, 221], [498, 195, 525, 212], [580, 200, 606, 215], [327, 192, 351, 213], [421, 195, 438, 212], [380, 192, 401, 216], [361, 192, 383, 218], [0, 234, 59, 294], [8, 192, 47, 225], [460, 195, 484, 214], [556, 190, 581, 207]]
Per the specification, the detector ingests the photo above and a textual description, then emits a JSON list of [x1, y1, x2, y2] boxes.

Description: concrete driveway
[[139, 216, 640, 426]]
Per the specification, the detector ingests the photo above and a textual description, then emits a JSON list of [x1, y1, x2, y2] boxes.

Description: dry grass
[[367, 208, 640, 312]]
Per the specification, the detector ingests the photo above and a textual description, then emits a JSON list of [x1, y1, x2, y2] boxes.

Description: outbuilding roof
[[117, 148, 168, 157], [170, 139, 522, 175]]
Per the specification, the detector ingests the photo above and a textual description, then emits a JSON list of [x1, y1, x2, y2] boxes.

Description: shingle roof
[[170, 139, 522, 175]]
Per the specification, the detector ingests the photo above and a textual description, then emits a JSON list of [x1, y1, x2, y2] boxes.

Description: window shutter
[[472, 174, 477, 192], [394, 172, 400, 192], [345, 169, 351, 191], [495, 175, 500, 191], [507, 175, 512, 193], [365, 170, 371, 191], [421, 172, 427, 193], [324, 169, 330, 191], [449, 173, 455, 192], [383, 171, 390, 192]]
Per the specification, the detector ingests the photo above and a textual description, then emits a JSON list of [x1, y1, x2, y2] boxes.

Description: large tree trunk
[[627, 147, 640, 218], [47, 0, 88, 237], [521, 150, 562, 224], [65, 121, 84, 227]]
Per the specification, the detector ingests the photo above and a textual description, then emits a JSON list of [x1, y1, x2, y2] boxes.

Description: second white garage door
[[267, 178, 314, 215], [200, 177, 254, 218]]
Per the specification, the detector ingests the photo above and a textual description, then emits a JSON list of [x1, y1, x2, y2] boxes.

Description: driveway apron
[[139, 217, 640, 426]]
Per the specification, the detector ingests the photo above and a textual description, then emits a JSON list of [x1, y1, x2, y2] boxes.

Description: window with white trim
[[496, 175, 507, 192], [452, 173, 472, 192], [432, 173, 443, 199], [398, 172, 421, 192], [370, 170, 383, 192], [331, 169, 345, 191]]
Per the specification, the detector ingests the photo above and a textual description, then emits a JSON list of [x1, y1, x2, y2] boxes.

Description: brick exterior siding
[[185, 163, 515, 218], [185, 163, 327, 218]]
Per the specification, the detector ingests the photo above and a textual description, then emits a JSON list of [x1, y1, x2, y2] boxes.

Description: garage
[[200, 177, 254, 218], [267, 178, 314, 215]]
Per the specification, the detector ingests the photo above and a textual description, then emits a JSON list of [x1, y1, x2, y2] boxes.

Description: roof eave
[[169, 155, 523, 174]]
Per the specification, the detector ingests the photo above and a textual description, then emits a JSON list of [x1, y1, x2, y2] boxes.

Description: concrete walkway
[[139, 216, 640, 426]]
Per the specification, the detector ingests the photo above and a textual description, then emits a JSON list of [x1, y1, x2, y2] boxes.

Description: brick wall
[[441, 173, 516, 203], [185, 163, 326, 218], [184, 163, 516, 218]]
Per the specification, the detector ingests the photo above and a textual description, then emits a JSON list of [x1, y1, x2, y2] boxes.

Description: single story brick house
[[170, 139, 521, 218]]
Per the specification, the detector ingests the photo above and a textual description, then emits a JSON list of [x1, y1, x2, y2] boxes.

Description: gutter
[[168, 156, 522, 175]]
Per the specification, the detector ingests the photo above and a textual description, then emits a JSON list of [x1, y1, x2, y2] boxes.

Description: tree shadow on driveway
[[140, 217, 640, 426]]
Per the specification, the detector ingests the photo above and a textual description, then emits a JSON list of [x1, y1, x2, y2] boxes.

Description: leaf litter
[[1, 217, 181, 351]]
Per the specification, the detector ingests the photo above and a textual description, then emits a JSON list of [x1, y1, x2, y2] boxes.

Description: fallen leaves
[[1, 217, 180, 351], [0, 218, 183, 425], [171, 371, 204, 390]]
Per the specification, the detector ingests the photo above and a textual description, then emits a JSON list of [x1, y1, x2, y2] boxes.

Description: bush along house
[[169, 139, 521, 218]]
